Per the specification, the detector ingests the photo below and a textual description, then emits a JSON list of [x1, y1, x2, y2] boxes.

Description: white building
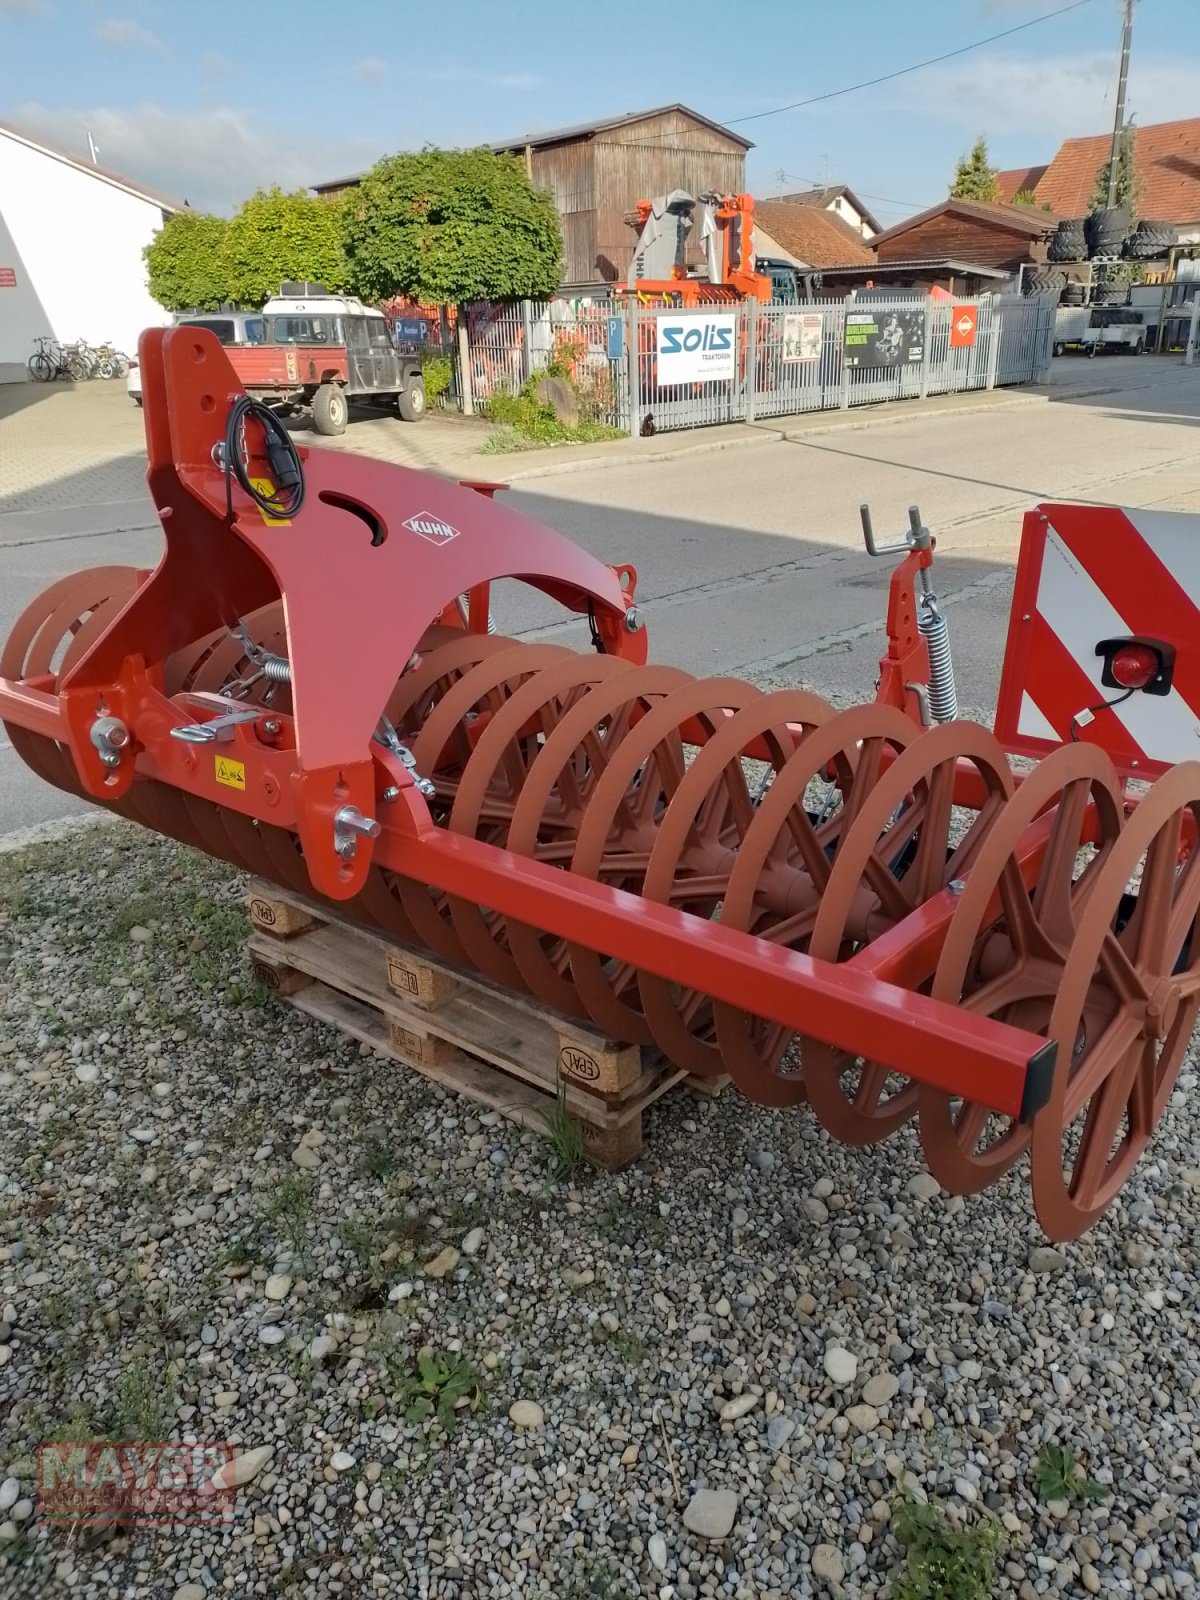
[[776, 185, 881, 241], [0, 121, 178, 383]]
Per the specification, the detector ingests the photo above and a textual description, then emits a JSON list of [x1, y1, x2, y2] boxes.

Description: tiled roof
[[1033, 118, 1200, 221], [994, 165, 1049, 203], [871, 196, 1058, 245], [753, 200, 875, 268], [0, 119, 184, 212], [775, 183, 882, 233]]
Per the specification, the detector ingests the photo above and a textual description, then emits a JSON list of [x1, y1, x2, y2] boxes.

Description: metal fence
[[459, 292, 1055, 436]]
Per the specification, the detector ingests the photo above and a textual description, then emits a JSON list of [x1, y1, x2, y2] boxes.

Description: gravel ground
[[1, 821, 1199, 1600]]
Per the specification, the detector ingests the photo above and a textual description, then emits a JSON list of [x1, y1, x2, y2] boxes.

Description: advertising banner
[[655, 312, 738, 383], [782, 311, 824, 363], [844, 308, 925, 369]]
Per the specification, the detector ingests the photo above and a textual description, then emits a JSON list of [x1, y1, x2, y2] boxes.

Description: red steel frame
[[0, 328, 1059, 1123]]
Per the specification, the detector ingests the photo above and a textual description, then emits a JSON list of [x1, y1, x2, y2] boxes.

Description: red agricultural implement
[[4, 326, 1199, 1240]]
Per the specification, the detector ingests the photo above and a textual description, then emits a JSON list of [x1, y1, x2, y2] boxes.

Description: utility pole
[[1106, 0, 1134, 208]]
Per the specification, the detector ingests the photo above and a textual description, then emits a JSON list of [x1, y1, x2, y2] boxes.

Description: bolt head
[[624, 607, 643, 633], [383, 786, 401, 802]]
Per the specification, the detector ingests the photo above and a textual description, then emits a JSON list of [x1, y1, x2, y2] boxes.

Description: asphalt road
[[3, 359, 1200, 837]]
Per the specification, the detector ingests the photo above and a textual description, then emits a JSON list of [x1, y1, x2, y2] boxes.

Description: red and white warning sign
[[996, 503, 1200, 778], [949, 305, 978, 348]]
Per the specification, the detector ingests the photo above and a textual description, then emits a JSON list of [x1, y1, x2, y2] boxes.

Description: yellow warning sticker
[[248, 476, 291, 527], [215, 756, 246, 791]]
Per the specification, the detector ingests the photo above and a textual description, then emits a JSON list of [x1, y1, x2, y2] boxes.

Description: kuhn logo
[[659, 323, 733, 355], [402, 512, 459, 546]]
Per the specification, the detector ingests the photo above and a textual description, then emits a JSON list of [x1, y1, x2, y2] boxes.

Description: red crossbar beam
[[382, 828, 1054, 1123], [0, 681, 65, 741]]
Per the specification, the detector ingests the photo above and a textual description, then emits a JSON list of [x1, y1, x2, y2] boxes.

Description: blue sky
[[1, 0, 1196, 221]]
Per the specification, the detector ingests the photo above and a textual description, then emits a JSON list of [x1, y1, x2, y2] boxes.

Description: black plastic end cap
[[1020, 1041, 1057, 1122]]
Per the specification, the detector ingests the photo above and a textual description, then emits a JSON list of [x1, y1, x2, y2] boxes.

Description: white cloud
[[8, 102, 384, 214], [94, 16, 166, 55], [895, 51, 1200, 143], [350, 57, 389, 82], [428, 67, 544, 92]]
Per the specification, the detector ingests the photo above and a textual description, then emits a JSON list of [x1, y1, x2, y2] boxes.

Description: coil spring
[[260, 652, 292, 685], [918, 598, 957, 723]]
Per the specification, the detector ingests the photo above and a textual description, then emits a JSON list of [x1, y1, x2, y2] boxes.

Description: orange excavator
[[617, 191, 812, 305]]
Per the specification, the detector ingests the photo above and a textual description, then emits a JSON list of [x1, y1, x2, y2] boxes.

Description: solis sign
[[655, 313, 737, 383]]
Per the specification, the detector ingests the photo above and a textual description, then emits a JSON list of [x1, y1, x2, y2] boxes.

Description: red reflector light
[[1109, 643, 1159, 689]]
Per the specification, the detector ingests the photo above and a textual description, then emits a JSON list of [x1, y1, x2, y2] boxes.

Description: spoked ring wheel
[[714, 705, 919, 1105], [917, 744, 1125, 1192], [1032, 763, 1200, 1240], [803, 722, 1015, 1145]]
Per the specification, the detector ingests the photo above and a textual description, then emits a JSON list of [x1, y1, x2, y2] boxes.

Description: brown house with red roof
[[869, 197, 1057, 273]]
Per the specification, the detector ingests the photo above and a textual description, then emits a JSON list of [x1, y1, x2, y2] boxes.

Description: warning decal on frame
[[215, 756, 246, 790]]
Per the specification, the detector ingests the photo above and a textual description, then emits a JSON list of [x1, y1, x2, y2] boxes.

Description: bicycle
[[27, 335, 66, 382], [63, 340, 99, 379], [92, 341, 131, 379]]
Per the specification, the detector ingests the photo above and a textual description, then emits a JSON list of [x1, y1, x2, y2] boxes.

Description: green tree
[[221, 187, 347, 307], [950, 137, 999, 202], [1092, 124, 1139, 212], [342, 147, 563, 304], [143, 212, 231, 313]]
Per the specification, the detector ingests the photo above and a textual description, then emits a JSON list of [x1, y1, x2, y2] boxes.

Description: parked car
[[233, 287, 425, 433], [127, 312, 267, 404]]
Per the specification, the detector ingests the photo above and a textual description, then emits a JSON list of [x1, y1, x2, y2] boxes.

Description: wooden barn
[[491, 105, 751, 291], [313, 104, 751, 295]]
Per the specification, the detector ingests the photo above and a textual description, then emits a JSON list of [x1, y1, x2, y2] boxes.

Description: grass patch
[[540, 1080, 584, 1183], [108, 895, 163, 940], [1034, 1442, 1107, 1505], [480, 374, 622, 453], [889, 1496, 1005, 1600], [610, 1329, 646, 1366]]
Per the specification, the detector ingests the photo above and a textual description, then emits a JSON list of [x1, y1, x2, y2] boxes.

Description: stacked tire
[[1092, 282, 1127, 306], [1124, 219, 1174, 260], [1060, 280, 1087, 306], [1024, 268, 1067, 298], [1048, 218, 1086, 263], [1085, 206, 1129, 260]]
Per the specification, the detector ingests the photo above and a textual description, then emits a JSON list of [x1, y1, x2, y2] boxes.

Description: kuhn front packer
[[4, 326, 1199, 1241]]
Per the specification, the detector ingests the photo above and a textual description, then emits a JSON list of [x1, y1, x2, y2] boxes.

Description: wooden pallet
[[247, 881, 726, 1170]]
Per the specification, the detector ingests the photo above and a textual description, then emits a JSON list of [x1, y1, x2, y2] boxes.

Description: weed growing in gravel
[[558, 1557, 633, 1599], [104, 1355, 175, 1439], [108, 895, 162, 940], [889, 1496, 1005, 1600], [1034, 1442, 1107, 1505], [215, 1225, 267, 1271], [610, 1330, 646, 1366], [395, 1346, 485, 1431], [541, 1080, 584, 1182], [359, 1133, 400, 1180], [264, 1175, 313, 1267]]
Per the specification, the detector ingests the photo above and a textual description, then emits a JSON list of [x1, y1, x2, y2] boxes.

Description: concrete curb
[[495, 389, 1052, 484]]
